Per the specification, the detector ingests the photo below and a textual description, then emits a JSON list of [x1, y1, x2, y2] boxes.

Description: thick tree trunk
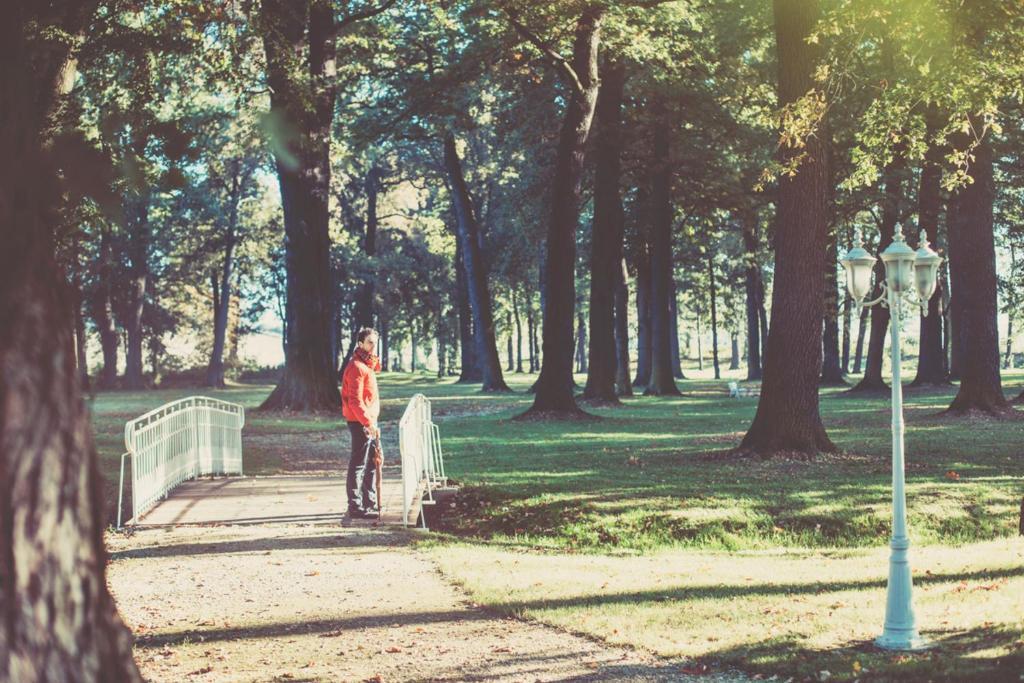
[[850, 159, 903, 393], [853, 305, 868, 373], [443, 133, 510, 392], [582, 59, 625, 403], [613, 257, 633, 396], [708, 254, 722, 381], [123, 190, 150, 390], [945, 136, 1011, 415], [645, 115, 681, 396], [670, 285, 685, 379], [742, 214, 764, 380], [739, 0, 836, 456], [820, 225, 845, 384], [259, 0, 340, 411], [633, 243, 652, 387], [1, 5, 143, 678], [526, 8, 603, 416], [206, 167, 240, 388], [911, 131, 949, 386], [513, 288, 524, 372], [455, 239, 481, 382]]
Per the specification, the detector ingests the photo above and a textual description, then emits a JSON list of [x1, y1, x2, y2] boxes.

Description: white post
[[876, 293, 927, 650]]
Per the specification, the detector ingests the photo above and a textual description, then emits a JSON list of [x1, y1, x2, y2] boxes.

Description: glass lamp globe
[[913, 230, 942, 303], [880, 224, 916, 293], [841, 231, 877, 303]]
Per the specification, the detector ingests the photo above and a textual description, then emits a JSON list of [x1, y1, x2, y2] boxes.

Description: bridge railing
[[118, 396, 244, 527], [398, 393, 447, 526]]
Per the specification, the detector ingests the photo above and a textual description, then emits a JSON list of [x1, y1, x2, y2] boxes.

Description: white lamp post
[[841, 224, 940, 651]]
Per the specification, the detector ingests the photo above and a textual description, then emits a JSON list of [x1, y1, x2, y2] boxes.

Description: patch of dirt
[[106, 525, 750, 682]]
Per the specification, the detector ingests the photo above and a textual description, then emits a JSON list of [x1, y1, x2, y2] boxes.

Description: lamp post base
[[874, 631, 932, 651]]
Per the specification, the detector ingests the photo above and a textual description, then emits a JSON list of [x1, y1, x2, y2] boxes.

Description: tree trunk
[[455, 238, 481, 382], [708, 254, 722, 381], [576, 309, 587, 374], [1, 5, 143, 678], [730, 333, 740, 370], [739, 0, 836, 456], [911, 129, 949, 386], [742, 214, 764, 380], [853, 305, 868, 373], [945, 136, 1011, 415], [513, 288, 524, 372], [645, 114, 681, 396], [820, 224, 844, 384], [613, 257, 633, 396], [527, 299, 536, 373], [123, 190, 150, 390], [379, 315, 389, 371], [507, 311, 514, 372], [443, 133, 510, 392], [582, 59, 625, 403], [437, 314, 446, 378], [696, 307, 704, 371], [670, 285, 685, 379], [526, 8, 603, 416], [259, 0, 340, 411], [850, 159, 904, 393], [93, 227, 119, 389], [1003, 315, 1011, 368], [633, 243, 652, 387], [206, 165, 240, 388]]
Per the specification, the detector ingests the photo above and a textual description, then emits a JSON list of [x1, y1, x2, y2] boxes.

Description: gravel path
[[106, 525, 750, 682]]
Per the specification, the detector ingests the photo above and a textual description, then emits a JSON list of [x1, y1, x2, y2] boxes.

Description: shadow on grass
[[699, 624, 1024, 682], [487, 565, 1024, 612]]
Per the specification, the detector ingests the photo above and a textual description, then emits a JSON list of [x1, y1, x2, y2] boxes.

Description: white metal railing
[[118, 396, 244, 527], [398, 393, 447, 526]]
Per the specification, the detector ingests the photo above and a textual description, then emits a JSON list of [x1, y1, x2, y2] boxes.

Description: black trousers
[[346, 421, 377, 511]]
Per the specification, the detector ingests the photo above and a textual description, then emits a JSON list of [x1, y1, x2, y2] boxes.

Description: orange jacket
[[341, 355, 380, 426]]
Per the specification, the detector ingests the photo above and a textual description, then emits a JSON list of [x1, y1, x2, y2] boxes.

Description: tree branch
[[503, 9, 584, 98], [333, 0, 398, 38]]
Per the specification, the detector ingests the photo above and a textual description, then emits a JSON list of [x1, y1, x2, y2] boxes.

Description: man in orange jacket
[[340, 327, 382, 518]]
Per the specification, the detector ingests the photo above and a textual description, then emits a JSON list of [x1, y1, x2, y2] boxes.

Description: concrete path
[[106, 525, 750, 683], [137, 473, 413, 527]]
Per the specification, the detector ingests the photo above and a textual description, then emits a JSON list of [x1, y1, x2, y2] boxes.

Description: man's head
[[357, 327, 378, 354]]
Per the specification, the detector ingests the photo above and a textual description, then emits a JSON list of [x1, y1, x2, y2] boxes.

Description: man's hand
[[364, 423, 380, 439]]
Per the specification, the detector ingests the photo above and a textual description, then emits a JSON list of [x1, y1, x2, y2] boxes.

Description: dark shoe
[[347, 507, 366, 518]]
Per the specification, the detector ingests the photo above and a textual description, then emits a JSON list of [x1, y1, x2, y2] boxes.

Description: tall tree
[[1, 2, 142, 679], [515, 6, 604, 416], [911, 127, 949, 386], [738, 0, 836, 456], [443, 133, 510, 392], [945, 134, 1011, 415], [741, 213, 764, 380], [258, 0, 394, 410], [582, 59, 626, 403]]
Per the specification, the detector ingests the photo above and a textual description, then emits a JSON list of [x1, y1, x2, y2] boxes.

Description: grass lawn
[[91, 366, 1024, 681]]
